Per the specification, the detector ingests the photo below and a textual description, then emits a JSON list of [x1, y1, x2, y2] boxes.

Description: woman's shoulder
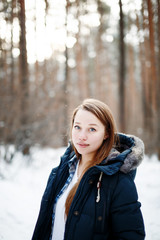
[[110, 171, 139, 206], [101, 170, 138, 202], [102, 168, 135, 186], [45, 166, 59, 188]]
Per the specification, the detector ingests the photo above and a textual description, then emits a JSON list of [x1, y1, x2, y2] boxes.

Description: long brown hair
[[65, 98, 117, 216]]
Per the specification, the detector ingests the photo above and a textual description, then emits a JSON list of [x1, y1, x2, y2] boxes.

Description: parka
[[31, 133, 145, 240]]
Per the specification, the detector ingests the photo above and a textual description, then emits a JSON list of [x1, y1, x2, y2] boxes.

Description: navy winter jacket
[[32, 133, 145, 240]]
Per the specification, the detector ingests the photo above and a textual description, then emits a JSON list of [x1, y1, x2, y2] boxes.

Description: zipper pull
[[96, 172, 103, 203]]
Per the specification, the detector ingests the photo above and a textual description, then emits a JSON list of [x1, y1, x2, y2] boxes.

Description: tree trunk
[[62, 0, 70, 146], [141, 1, 154, 134], [118, 0, 126, 132], [18, 0, 30, 155], [75, 0, 89, 101], [10, 0, 16, 95], [34, 0, 39, 97], [42, 0, 49, 94], [147, 0, 157, 111], [136, 11, 148, 131], [156, 0, 160, 159]]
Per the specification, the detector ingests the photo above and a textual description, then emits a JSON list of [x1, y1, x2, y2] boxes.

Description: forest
[[0, 0, 160, 161]]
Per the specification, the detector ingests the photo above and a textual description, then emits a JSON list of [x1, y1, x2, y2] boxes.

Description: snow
[[135, 155, 160, 240], [0, 147, 160, 240]]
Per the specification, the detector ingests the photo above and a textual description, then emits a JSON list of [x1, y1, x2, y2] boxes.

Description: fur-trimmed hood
[[119, 134, 144, 173], [97, 133, 145, 177]]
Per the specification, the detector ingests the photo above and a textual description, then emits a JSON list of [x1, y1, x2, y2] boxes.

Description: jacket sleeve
[[41, 166, 58, 202], [110, 173, 145, 240], [31, 166, 58, 240]]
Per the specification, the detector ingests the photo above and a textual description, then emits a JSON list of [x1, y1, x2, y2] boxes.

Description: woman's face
[[72, 109, 107, 161]]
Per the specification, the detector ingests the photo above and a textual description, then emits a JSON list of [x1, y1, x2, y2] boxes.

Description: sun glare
[[2, 0, 142, 64]]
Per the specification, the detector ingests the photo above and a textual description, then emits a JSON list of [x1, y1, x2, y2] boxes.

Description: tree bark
[[75, 0, 89, 101], [10, 0, 16, 94], [62, 0, 70, 146], [141, 1, 154, 133], [18, 0, 30, 154], [156, 0, 160, 159], [118, 0, 126, 132], [147, 0, 157, 110]]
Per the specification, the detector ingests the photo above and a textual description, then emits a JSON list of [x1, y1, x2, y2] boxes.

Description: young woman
[[32, 98, 145, 240]]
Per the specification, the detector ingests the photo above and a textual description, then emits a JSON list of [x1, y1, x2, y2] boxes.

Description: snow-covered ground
[[0, 147, 160, 240]]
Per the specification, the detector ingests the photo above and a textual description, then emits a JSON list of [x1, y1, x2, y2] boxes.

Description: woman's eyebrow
[[74, 122, 98, 126]]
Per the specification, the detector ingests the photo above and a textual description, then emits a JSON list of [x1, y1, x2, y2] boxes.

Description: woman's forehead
[[74, 109, 104, 127]]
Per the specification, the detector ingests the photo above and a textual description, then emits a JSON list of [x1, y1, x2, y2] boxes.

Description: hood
[[119, 133, 144, 173], [97, 133, 144, 177]]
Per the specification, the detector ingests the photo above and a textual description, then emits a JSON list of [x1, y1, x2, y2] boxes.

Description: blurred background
[[0, 0, 160, 159]]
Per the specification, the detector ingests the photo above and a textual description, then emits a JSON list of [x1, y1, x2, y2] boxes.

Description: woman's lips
[[77, 143, 89, 148]]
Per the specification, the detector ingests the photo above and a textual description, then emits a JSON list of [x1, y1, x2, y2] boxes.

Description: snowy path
[[0, 148, 160, 240]]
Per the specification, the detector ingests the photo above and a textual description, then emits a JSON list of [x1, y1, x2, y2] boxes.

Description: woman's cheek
[[72, 131, 77, 143]]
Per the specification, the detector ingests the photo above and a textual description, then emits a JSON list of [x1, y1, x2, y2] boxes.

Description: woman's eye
[[74, 125, 80, 130], [89, 128, 96, 132]]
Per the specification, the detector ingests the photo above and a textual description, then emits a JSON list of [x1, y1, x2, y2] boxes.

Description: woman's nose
[[79, 131, 87, 141]]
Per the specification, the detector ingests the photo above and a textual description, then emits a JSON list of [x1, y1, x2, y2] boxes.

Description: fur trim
[[120, 134, 145, 173]]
